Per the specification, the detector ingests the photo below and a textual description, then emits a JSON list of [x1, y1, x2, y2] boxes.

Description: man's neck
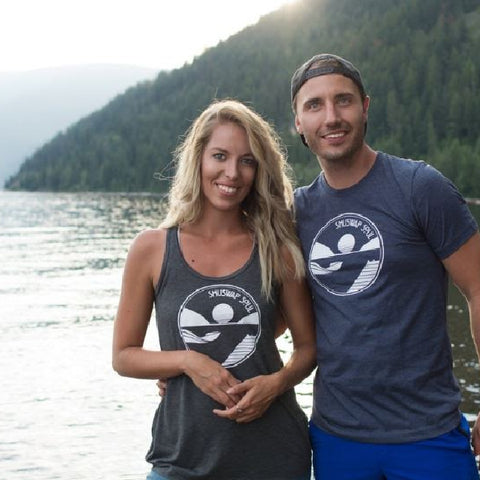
[[319, 145, 377, 190]]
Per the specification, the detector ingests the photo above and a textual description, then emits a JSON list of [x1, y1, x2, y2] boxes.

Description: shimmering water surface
[[0, 191, 479, 479]]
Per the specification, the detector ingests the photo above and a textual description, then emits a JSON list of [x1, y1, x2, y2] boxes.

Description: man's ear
[[294, 116, 302, 134]]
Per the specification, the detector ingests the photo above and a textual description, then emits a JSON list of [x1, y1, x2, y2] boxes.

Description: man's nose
[[324, 101, 340, 124]]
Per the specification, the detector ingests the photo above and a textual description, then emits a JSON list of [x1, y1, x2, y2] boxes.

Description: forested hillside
[[6, 0, 480, 197], [0, 64, 156, 187]]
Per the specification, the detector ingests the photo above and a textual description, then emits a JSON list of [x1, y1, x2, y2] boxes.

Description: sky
[[1, 0, 296, 73]]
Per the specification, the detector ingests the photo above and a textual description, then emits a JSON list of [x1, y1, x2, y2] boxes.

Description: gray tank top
[[146, 227, 311, 479]]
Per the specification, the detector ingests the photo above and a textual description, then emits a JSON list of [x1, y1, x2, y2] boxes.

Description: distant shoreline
[[1, 191, 480, 205]]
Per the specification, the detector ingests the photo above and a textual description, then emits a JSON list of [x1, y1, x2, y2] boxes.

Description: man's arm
[[442, 231, 480, 454]]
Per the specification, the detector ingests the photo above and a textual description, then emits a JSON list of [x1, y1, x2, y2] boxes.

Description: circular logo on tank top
[[178, 284, 261, 368], [309, 213, 384, 296]]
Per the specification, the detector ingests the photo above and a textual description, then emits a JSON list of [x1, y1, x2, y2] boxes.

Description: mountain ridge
[[6, 0, 480, 197], [0, 64, 157, 187]]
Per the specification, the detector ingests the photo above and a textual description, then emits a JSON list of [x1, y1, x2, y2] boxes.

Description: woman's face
[[200, 122, 257, 213]]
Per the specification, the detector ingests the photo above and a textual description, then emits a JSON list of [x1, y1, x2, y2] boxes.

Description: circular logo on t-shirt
[[178, 284, 261, 368], [309, 213, 384, 296]]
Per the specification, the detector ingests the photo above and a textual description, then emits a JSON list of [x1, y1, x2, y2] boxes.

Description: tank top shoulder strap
[[166, 226, 181, 258], [154, 226, 182, 295]]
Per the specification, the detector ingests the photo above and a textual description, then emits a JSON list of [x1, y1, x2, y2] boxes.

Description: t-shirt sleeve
[[411, 163, 478, 259]]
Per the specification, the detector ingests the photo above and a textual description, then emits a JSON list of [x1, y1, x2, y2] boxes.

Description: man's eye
[[337, 96, 352, 105]]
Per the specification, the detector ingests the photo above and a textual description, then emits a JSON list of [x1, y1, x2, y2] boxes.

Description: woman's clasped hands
[[159, 350, 284, 424]]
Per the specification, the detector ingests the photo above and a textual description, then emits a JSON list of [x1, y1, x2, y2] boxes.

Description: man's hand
[[471, 412, 480, 457], [156, 378, 167, 397]]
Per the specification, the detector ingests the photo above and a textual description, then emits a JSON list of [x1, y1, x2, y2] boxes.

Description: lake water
[[0, 191, 479, 479]]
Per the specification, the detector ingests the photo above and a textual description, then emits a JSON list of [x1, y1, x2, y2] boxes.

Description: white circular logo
[[309, 213, 384, 296], [178, 284, 261, 367]]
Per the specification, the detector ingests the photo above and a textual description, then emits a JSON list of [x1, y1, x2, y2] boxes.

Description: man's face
[[294, 73, 369, 165]]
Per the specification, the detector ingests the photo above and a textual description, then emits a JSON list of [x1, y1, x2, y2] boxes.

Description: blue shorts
[[310, 414, 479, 480]]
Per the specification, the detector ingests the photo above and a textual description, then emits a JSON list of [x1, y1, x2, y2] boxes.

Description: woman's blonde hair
[[161, 99, 305, 298]]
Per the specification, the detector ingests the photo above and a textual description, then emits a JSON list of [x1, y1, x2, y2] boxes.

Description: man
[[291, 53, 480, 479]]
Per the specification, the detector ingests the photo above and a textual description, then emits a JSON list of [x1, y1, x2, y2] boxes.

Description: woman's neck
[[185, 208, 249, 238]]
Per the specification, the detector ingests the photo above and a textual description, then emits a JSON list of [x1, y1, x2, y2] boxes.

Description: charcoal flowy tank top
[[146, 227, 311, 479]]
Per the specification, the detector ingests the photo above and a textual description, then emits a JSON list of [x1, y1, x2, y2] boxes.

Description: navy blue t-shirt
[[294, 152, 478, 443]]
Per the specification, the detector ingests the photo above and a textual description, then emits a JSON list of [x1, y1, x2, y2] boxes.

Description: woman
[[112, 99, 316, 479]]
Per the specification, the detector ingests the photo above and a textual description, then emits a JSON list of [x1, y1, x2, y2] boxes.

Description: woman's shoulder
[[124, 228, 170, 282], [127, 228, 169, 261], [135, 227, 168, 244]]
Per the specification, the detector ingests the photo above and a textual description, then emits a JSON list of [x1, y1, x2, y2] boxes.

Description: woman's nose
[[224, 159, 239, 179]]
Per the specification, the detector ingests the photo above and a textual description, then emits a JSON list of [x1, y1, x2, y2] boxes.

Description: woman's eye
[[242, 157, 257, 167], [213, 152, 225, 160]]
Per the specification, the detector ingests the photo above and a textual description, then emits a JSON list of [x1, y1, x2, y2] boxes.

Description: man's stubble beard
[[308, 124, 365, 169]]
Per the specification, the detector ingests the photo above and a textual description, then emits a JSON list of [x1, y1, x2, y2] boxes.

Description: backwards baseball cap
[[291, 53, 366, 107]]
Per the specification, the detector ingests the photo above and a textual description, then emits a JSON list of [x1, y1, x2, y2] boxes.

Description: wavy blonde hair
[[161, 99, 305, 298]]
